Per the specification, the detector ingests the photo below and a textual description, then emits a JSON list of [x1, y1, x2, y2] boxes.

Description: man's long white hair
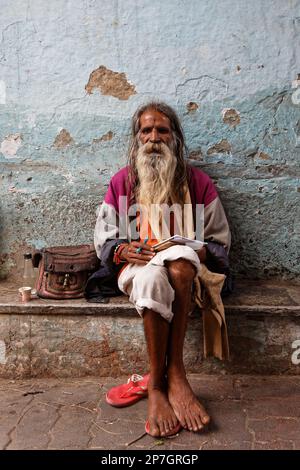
[[127, 102, 188, 207]]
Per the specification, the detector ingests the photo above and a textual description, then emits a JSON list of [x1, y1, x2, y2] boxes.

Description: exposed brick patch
[[53, 129, 74, 149], [85, 66, 136, 100], [188, 149, 203, 160], [0, 134, 22, 158], [93, 131, 114, 143], [222, 108, 241, 127], [186, 102, 199, 112], [257, 151, 271, 160], [207, 139, 231, 155]]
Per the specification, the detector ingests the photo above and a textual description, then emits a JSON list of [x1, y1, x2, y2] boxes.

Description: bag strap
[[32, 250, 42, 268]]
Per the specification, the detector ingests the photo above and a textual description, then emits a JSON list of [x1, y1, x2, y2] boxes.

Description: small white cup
[[18, 286, 32, 302]]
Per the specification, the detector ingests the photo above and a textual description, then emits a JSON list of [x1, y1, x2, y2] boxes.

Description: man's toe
[[171, 416, 178, 429], [185, 413, 194, 431], [194, 414, 203, 431], [149, 420, 160, 437], [167, 418, 175, 431], [158, 419, 166, 436], [200, 411, 210, 425]]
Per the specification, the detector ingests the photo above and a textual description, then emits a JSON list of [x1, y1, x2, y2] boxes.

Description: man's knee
[[130, 265, 175, 319], [166, 259, 196, 284]]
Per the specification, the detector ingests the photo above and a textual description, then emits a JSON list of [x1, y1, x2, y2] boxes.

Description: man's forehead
[[139, 109, 171, 127]]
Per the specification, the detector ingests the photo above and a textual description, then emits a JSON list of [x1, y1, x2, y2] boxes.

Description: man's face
[[139, 109, 172, 146]]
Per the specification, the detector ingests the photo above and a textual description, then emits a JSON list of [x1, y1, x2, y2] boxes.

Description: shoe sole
[[105, 391, 148, 408]]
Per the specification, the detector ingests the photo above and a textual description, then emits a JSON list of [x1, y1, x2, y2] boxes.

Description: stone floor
[[1, 374, 300, 450]]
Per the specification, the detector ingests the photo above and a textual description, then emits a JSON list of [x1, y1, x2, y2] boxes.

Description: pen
[[136, 235, 149, 253]]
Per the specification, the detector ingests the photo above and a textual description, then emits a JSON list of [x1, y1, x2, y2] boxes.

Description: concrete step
[[1, 374, 300, 450], [0, 279, 300, 378]]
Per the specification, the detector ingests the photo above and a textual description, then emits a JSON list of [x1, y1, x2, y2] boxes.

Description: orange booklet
[[152, 235, 207, 252]]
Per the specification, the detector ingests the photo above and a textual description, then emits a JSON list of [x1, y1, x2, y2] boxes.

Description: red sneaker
[[145, 420, 182, 437], [105, 373, 149, 407]]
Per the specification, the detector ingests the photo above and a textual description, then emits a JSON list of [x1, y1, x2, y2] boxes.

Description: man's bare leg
[[165, 259, 210, 432], [143, 308, 179, 437]]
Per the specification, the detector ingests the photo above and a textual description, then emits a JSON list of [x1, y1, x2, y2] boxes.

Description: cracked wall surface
[[0, 0, 299, 281]]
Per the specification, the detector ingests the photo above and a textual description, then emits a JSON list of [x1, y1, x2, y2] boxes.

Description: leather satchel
[[33, 244, 100, 299]]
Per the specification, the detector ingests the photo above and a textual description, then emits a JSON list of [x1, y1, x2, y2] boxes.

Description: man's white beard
[[135, 141, 178, 239], [135, 141, 177, 207]]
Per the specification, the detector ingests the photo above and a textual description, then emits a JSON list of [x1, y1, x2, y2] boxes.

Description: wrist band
[[113, 243, 128, 265]]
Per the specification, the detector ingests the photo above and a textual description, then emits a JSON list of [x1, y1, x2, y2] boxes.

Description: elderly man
[[88, 102, 231, 438]]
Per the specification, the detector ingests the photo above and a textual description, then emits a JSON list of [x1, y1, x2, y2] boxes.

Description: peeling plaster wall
[[0, 0, 299, 281]]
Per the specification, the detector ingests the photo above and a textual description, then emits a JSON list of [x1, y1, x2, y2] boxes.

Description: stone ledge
[[0, 279, 299, 316]]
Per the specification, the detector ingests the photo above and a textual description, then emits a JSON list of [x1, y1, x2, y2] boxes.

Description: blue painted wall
[[0, 0, 299, 280]]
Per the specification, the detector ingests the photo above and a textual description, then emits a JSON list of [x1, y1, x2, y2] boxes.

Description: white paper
[[153, 235, 207, 251]]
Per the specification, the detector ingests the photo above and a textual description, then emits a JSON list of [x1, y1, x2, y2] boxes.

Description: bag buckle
[[63, 273, 70, 289]]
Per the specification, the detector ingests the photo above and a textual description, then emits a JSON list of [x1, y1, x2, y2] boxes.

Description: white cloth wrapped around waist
[[118, 244, 229, 361]]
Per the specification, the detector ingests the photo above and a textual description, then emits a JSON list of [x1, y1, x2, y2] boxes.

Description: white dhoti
[[117, 245, 201, 322]]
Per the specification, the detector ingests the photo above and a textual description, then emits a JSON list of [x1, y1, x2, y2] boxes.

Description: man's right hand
[[120, 241, 156, 265]]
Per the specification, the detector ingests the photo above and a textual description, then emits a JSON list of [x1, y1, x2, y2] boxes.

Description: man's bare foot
[[147, 387, 179, 437], [168, 372, 210, 432]]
